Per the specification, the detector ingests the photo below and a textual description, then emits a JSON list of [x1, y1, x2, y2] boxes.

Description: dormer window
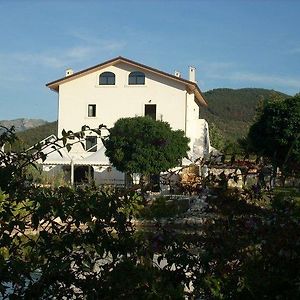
[[99, 72, 115, 85], [128, 71, 145, 85]]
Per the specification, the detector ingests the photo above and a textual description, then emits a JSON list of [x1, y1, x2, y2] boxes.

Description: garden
[[0, 95, 299, 299]]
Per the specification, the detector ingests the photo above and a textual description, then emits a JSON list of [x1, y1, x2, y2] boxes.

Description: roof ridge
[[46, 56, 207, 106]]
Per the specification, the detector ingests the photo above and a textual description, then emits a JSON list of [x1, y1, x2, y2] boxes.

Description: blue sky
[[0, 0, 299, 121]]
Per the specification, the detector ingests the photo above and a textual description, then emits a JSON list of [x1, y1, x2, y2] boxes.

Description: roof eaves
[[46, 56, 208, 106], [46, 56, 123, 89], [195, 85, 208, 107]]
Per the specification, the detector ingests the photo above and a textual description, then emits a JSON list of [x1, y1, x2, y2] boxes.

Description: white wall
[[184, 92, 211, 162], [55, 61, 211, 184], [58, 63, 187, 137], [188, 119, 211, 162]]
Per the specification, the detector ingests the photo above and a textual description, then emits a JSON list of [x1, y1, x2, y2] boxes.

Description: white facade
[[58, 63, 187, 134], [46, 57, 211, 184]]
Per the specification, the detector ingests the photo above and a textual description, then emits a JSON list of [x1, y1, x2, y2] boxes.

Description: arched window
[[128, 71, 145, 85], [99, 72, 115, 85]]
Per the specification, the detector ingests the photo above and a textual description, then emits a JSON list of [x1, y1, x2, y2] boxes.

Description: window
[[128, 71, 145, 85], [99, 72, 115, 85], [86, 136, 97, 152], [145, 104, 156, 120], [88, 104, 96, 117]]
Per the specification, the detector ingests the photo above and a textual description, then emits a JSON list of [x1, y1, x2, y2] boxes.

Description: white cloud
[[197, 60, 299, 90], [0, 73, 27, 82], [0, 51, 71, 69], [234, 72, 299, 88], [287, 47, 300, 54], [69, 31, 126, 51], [203, 61, 237, 71], [13, 52, 66, 68], [65, 46, 95, 60], [208, 71, 300, 89], [0, 32, 126, 72]]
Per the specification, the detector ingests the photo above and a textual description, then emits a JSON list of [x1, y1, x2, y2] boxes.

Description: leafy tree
[[0, 126, 188, 299], [201, 88, 289, 141], [208, 122, 225, 151], [248, 95, 300, 178], [104, 117, 189, 175], [189, 187, 300, 299], [1, 126, 300, 299]]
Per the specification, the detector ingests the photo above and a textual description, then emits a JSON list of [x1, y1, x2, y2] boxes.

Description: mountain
[[11, 121, 58, 151], [0, 118, 48, 132], [201, 88, 289, 141]]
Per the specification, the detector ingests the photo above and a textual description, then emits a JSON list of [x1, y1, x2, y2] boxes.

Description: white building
[[44, 56, 211, 185]]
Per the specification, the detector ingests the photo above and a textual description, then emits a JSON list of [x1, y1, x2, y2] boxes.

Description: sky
[[0, 0, 300, 121]]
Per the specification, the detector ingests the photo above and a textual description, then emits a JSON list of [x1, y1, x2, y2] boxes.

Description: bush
[[140, 196, 190, 219], [0, 127, 189, 299], [1, 126, 299, 299], [104, 116, 189, 175]]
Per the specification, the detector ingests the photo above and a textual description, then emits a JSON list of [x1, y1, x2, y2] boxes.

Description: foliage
[[1, 126, 299, 299], [201, 88, 289, 141], [190, 187, 300, 299], [0, 127, 188, 299], [118, 191, 144, 218], [208, 122, 225, 151], [10, 121, 57, 151], [140, 197, 190, 219], [1, 183, 187, 298], [223, 139, 245, 155], [104, 116, 189, 175], [24, 164, 69, 188], [248, 95, 300, 177]]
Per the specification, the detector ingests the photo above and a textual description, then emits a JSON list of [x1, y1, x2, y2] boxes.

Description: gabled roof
[[46, 56, 207, 106]]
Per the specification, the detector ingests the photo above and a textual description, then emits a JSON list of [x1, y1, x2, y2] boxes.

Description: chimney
[[174, 70, 181, 78], [65, 68, 74, 77], [189, 66, 196, 83]]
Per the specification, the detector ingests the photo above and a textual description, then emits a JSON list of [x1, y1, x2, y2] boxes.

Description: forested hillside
[[12, 121, 57, 150], [201, 88, 289, 141]]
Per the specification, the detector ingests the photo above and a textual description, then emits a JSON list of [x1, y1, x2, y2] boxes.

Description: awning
[[73, 145, 109, 166], [41, 149, 73, 165]]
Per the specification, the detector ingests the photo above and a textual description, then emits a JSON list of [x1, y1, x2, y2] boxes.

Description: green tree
[[209, 122, 225, 151], [248, 95, 300, 178], [104, 117, 189, 175], [0, 127, 188, 299], [1, 126, 300, 299], [200, 88, 289, 142]]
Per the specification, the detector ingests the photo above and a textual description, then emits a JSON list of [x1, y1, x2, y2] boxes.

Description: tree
[[104, 117, 190, 175], [0, 126, 189, 299], [1, 126, 300, 299], [208, 122, 225, 151], [248, 95, 300, 178]]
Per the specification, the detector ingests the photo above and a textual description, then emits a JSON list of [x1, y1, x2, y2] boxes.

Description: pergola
[[40, 142, 109, 185]]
